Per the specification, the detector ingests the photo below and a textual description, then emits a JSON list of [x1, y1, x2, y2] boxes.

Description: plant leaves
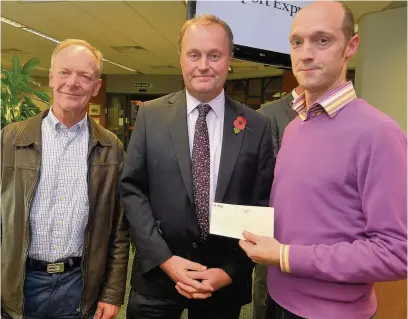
[[33, 91, 50, 103], [11, 56, 21, 75], [21, 58, 41, 75], [2, 55, 46, 127]]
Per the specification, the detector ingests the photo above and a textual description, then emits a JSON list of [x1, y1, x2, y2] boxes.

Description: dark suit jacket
[[258, 93, 297, 155], [121, 90, 274, 306]]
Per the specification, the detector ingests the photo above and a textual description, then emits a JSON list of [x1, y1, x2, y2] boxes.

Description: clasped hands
[[160, 256, 232, 299], [160, 231, 281, 299]]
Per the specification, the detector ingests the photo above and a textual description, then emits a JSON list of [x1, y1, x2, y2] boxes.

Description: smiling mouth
[[195, 76, 213, 79], [61, 92, 81, 97]]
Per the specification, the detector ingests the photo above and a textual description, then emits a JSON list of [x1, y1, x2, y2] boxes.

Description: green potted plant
[[1, 56, 50, 127]]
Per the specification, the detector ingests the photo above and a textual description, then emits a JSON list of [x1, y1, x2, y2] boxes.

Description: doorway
[[106, 93, 163, 150]]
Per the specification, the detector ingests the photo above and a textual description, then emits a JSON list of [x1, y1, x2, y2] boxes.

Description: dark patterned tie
[[192, 103, 212, 241]]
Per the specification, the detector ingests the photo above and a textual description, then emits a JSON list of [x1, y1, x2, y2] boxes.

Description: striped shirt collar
[[291, 88, 299, 101], [292, 81, 357, 121], [46, 106, 88, 136]]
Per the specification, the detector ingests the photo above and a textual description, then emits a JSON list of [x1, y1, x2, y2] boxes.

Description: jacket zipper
[[20, 143, 42, 318], [78, 140, 97, 318]]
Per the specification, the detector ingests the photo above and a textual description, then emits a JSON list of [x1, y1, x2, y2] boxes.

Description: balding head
[[294, 2, 355, 43], [289, 1, 359, 97]]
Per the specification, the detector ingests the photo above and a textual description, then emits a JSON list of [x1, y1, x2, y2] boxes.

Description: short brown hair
[[51, 39, 103, 78], [340, 3, 356, 41], [178, 14, 234, 54]]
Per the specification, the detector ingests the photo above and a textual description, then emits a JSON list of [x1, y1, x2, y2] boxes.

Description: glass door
[[106, 93, 164, 150], [106, 94, 127, 148]]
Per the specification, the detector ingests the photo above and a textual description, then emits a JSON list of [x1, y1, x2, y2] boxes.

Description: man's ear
[[92, 79, 102, 97], [345, 34, 360, 59]]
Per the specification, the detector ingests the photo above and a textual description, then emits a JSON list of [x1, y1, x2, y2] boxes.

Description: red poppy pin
[[233, 115, 250, 135]]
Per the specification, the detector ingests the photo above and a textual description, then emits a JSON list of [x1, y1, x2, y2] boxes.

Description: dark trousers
[[266, 294, 377, 319], [23, 266, 83, 319], [266, 295, 305, 319], [127, 289, 242, 319], [253, 264, 268, 319]]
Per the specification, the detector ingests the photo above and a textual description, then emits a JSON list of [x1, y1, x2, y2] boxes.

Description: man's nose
[[298, 41, 315, 63], [198, 56, 209, 71], [65, 73, 80, 86]]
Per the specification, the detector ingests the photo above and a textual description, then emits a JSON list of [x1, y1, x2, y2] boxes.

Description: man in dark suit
[[259, 87, 302, 156], [121, 14, 274, 319], [252, 85, 302, 319]]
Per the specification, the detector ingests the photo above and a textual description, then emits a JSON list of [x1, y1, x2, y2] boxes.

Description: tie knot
[[197, 104, 212, 117]]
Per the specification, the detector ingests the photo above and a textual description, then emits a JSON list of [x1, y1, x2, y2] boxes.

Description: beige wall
[[355, 7, 407, 132], [355, 8, 407, 319]]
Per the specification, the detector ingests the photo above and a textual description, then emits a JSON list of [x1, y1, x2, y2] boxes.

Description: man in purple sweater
[[240, 2, 407, 319]]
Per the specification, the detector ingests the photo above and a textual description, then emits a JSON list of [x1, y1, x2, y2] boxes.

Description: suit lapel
[[166, 91, 194, 204], [166, 92, 248, 204], [215, 97, 245, 202], [285, 93, 297, 121]]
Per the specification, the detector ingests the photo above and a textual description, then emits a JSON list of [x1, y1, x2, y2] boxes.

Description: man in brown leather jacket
[[1, 39, 129, 319]]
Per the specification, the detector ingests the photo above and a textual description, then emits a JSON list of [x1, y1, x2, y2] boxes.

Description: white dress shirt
[[186, 90, 225, 208], [29, 108, 89, 262]]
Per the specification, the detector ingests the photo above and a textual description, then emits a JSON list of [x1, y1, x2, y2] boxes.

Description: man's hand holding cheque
[[239, 231, 282, 266]]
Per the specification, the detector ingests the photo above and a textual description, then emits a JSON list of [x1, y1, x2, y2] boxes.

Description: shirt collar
[[45, 106, 88, 135], [186, 89, 225, 119], [292, 81, 357, 121], [291, 88, 299, 101]]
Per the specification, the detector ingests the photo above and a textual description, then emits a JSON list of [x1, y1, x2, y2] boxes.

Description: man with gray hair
[[1, 39, 129, 319]]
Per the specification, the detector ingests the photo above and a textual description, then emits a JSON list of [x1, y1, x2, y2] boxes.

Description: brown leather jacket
[[1, 111, 130, 318]]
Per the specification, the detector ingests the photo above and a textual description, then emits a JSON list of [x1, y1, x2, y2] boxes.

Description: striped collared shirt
[[28, 108, 89, 262], [292, 81, 357, 121]]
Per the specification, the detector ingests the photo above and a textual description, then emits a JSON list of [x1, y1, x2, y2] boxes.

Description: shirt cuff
[[280, 244, 291, 273]]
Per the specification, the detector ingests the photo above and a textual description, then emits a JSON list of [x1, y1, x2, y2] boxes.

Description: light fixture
[[22, 28, 60, 43], [1, 16, 138, 73], [1, 17, 25, 28], [107, 60, 137, 72]]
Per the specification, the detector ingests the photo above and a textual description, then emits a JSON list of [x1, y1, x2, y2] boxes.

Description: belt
[[26, 257, 82, 274]]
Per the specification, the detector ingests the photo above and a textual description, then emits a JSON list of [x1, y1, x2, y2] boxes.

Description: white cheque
[[209, 202, 274, 240]]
